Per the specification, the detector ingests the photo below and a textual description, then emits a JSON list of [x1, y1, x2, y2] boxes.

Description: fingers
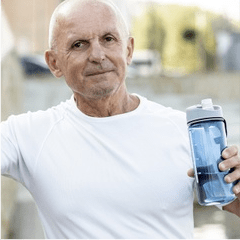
[[187, 168, 194, 178], [219, 154, 240, 171], [220, 145, 240, 195], [219, 145, 240, 171], [232, 181, 240, 195], [222, 145, 239, 159], [224, 170, 240, 192], [188, 146, 240, 189]]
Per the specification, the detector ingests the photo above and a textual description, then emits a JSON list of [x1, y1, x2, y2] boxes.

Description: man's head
[[45, 0, 134, 99], [49, 0, 130, 51]]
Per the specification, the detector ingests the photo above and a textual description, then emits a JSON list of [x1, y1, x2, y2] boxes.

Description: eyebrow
[[66, 28, 121, 45]]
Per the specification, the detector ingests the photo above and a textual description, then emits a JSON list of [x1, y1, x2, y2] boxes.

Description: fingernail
[[224, 175, 231, 183], [233, 186, 240, 194], [222, 151, 229, 159], [220, 163, 226, 171]]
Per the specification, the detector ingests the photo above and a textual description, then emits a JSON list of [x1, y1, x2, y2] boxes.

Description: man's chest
[[30, 125, 193, 220]]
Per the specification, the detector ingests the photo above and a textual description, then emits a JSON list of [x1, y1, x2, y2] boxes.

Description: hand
[[187, 145, 240, 217], [219, 145, 240, 217]]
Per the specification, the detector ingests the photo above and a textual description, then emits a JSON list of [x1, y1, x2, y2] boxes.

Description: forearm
[[223, 198, 240, 217]]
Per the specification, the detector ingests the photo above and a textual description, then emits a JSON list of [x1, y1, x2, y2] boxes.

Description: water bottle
[[186, 99, 236, 206]]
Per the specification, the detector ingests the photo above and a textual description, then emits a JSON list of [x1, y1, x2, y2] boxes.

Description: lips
[[85, 70, 113, 76], [84, 62, 116, 77]]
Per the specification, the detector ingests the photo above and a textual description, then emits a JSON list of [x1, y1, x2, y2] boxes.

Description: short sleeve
[[1, 116, 23, 183]]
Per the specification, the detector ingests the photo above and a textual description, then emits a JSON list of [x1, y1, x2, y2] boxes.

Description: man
[[1, 0, 240, 238]]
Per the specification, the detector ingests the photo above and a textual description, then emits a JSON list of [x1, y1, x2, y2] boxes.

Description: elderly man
[[1, 0, 240, 238]]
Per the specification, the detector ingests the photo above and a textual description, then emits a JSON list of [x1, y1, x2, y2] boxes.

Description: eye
[[183, 29, 197, 42], [72, 40, 87, 49], [104, 36, 115, 42]]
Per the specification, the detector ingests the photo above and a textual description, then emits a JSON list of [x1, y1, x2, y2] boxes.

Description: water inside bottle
[[189, 120, 235, 205], [196, 171, 234, 205]]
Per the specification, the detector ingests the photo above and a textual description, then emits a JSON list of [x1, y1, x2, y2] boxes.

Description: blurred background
[[1, 0, 240, 238]]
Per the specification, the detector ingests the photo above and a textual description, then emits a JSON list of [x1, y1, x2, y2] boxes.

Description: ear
[[126, 37, 134, 65], [45, 50, 63, 78]]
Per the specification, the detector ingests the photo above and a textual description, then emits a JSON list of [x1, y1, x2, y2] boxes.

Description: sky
[[130, 0, 240, 22]]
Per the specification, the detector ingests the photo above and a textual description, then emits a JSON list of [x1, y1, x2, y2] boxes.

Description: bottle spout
[[201, 99, 214, 110]]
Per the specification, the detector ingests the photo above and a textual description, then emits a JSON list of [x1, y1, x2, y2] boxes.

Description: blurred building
[[132, 3, 240, 77], [216, 31, 240, 71], [128, 50, 162, 78], [2, 0, 61, 54], [132, 4, 216, 76], [2, 0, 129, 55]]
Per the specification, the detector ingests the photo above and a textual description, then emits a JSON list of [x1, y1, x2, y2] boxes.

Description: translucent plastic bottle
[[186, 99, 236, 206]]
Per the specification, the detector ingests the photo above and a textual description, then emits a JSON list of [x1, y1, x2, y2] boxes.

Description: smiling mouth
[[86, 70, 113, 76]]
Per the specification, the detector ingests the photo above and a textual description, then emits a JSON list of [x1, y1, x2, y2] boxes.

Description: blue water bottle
[[186, 99, 236, 206]]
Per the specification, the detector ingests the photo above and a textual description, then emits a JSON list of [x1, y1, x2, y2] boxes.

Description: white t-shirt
[[1, 94, 194, 239]]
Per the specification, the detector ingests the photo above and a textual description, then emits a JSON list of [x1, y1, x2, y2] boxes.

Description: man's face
[[53, 3, 133, 99]]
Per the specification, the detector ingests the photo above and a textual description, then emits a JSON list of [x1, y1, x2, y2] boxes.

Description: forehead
[[59, 2, 120, 40]]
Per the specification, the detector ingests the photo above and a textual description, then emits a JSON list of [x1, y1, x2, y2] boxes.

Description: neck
[[73, 86, 140, 117]]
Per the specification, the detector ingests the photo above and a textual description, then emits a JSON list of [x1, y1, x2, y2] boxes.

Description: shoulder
[[140, 95, 186, 121], [1, 99, 70, 139], [139, 95, 188, 137]]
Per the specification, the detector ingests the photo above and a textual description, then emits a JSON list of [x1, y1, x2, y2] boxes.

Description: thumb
[[187, 168, 194, 178]]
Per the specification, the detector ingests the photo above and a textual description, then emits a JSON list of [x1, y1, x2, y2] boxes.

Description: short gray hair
[[48, 0, 130, 50]]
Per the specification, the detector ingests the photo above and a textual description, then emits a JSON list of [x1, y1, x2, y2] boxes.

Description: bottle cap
[[186, 99, 223, 124]]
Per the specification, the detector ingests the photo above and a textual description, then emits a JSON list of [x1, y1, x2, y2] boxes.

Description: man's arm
[[222, 198, 240, 217]]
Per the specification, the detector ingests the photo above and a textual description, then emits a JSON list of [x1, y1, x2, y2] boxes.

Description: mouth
[[85, 70, 113, 77]]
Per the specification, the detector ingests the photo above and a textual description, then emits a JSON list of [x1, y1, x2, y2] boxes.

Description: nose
[[88, 40, 105, 63]]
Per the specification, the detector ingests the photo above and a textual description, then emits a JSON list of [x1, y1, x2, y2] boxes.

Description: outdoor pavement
[[8, 75, 240, 239]]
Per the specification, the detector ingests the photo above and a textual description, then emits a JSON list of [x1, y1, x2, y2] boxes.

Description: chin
[[87, 87, 115, 99]]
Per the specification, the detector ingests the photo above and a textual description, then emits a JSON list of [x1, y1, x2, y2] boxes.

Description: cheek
[[65, 56, 85, 79], [114, 52, 128, 75], [63, 66, 86, 92]]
